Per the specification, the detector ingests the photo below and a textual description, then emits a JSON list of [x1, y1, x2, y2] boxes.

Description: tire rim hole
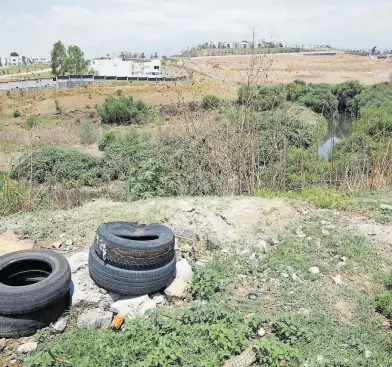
[[118, 235, 159, 241], [0, 260, 52, 286]]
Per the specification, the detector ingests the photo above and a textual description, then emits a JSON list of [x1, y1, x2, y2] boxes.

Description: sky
[[0, 0, 391, 58]]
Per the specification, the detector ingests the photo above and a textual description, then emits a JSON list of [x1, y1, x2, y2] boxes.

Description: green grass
[[17, 216, 392, 367], [0, 64, 49, 75]]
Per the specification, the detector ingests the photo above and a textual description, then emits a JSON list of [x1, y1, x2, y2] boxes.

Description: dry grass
[[188, 53, 392, 85]]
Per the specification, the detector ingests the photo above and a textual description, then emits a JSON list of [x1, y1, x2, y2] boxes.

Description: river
[[318, 116, 353, 159]]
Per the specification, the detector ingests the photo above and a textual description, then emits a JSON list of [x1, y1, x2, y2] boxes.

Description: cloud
[[1, 0, 392, 57]]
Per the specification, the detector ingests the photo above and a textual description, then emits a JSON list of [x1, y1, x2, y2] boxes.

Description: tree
[[371, 46, 377, 54], [154, 52, 158, 59], [51, 41, 67, 76], [10, 52, 19, 57], [64, 45, 89, 74]]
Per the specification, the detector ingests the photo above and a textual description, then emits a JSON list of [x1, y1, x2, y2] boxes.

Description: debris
[[176, 229, 199, 242], [321, 229, 330, 236], [110, 295, 157, 318], [308, 266, 320, 274], [222, 346, 258, 367], [151, 294, 165, 304], [111, 314, 126, 330], [77, 310, 113, 329], [364, 350, 373, 358], [52, 316, 69, 333], [380, 204, 392, 211], [17, 342, 38, 353], [176, 259, 193, 282], [207, 234, 222, 250], [257, 328, 266, 337], [52, 240, 62, 249], [65, 239, 73, 247], [164, 278, 188, 298], [332, 274, 343, 285]]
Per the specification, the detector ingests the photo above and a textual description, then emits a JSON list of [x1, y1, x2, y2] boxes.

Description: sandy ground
[[188, 53, 392, 85]]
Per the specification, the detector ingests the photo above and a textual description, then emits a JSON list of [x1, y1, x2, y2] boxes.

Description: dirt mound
[[0, 197, 302, 248]]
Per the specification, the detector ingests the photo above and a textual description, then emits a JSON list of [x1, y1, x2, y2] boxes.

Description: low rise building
[[90, 57, 161, 77]]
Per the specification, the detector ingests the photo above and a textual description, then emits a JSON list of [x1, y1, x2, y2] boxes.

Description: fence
[[0, 75, 188, 93]]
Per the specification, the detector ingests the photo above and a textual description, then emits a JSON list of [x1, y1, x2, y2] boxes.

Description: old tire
[[94, 222, 175, 270], [0, 250, 71, 315], [0, 294, 70, 338], [89, 243, 176, 295]]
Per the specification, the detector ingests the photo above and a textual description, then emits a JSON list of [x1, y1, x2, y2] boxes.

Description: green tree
[[51, 41, 67, 76], [64, 45, 89, 74]]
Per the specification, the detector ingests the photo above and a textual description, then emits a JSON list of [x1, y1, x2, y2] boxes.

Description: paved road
[[0, 68, 51, 79]]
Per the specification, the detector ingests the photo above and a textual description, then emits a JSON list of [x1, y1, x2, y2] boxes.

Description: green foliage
[[272, 314, 308, 344], [51, 41, 89, 76], [127, 158, 177, 201], [50, 40, 67, 76], [79, 120, 97, 145], [11, 146, 99, 186], [98, 130, 116, 151], [376, 292, 392, 318], [257, 339, 300, 367], [100, 130, 153, 180], [287, 82, 338, 117], [116, 89, 123, 96], [25, 302, 251, 367], [98, 96, 149, 124], [26, 115, 38, 128], [190, 266, 223, 300], [238, 84, 286, 111], [351, 83, 392, 117], [202, 94, 221, 109], [0, 176, 25, 216], [331, 80, 363, 115], [13, 110, 21, 118]]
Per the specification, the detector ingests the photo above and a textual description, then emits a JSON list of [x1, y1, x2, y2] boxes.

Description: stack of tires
[[0, 250, 71, 338], [89, 222, 176, 295]]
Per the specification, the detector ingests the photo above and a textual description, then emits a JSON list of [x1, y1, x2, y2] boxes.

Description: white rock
[[52, 316, 69, 333], [291, 273, 301, 282], [281, 272, 289, 278], [164, 277, 188, 298], [152, 294, 165, 304], [195, 260, 207, 267], [256, 240, 268, 252], [110, 295, 156, 318], [77, 310, 113, 329], [174, 238, 179, 250], [257, 328, 266, 337], [333, 274, 343, 285], [308, 267, 320, 274], [364, 350, 372, 358], [65, 239, 73, 247], [67, 251, 88, 274], [52, 240, 62, 249], [176, 259, 193, 282], [321, 229, 330, 236], [17, 342, 38, 353], [380, 204, 392, 211]]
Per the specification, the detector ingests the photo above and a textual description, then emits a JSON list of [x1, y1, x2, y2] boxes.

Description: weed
[[26, 115, 38, 128], [116, 89, 123, 96], [376, 292, 392, 318], [98, 130, 116, 151], [6, 90, 11, 97], [13, 110, 21, 118], [79, 120, 97, 145], [272, 314, 308, 344], [54, 99, 61, 113], [202, 94, 221, 109], [190, 266, 224, 300], [257, 338, 300, 367]]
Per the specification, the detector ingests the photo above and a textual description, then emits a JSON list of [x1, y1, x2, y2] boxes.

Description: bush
[[127, 158, 177, 201], [98, 130, 116, 151], [11, 146, 100, 186], [79, 120, 97, 145], [202, 94, 221, 109], [331, 80, 363, 115], [13, 110, 21, 118], [376, 292, 392, 318], [351, 83, 392, 117], [26, 115, 38, 128], [97, 95, 149, 124], [238, 84, 286, 111]]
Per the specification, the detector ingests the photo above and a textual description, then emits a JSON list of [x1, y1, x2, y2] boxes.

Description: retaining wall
[[0, 75, 188, 93]]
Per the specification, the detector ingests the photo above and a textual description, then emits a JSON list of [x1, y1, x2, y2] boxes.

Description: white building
[[25, 56, 50, 65], [0, 55, 50, 68], [90, 57, 161, 77]]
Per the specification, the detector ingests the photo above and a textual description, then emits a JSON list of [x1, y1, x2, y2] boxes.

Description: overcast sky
[[0, 0, 391, 58]]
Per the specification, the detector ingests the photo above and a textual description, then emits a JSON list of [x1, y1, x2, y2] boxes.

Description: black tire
[[94, 222, 175, 270], [0, 250, 71, 315], [0, 293, 70, 338], [89, 243, 176, 295]]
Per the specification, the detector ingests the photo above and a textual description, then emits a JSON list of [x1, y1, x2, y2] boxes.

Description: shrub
[[190, 266, 223, 300], [100, 130, 153, 180], [127, 158, 177, 201], [98, 130, 116, 151], [331, 80, 363, 115], [97, 95, 149, 124], [376, 292, 392, 318], [202, 94, 221, 109], [79, 120, 98, 145], [26, 115, 38, 128], [13, 110, 21, 118], [351, 83, 392, 117], [11, 146, 99, 186], [116, 89, 123, 96], [238, 84, 286, 111]]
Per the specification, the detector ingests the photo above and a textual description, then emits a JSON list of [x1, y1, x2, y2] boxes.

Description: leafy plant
[[26, 115, 38, 128], [202, 94, 220, 109], [98, 95, 149, 124], [13, 110, 21, 118], [98, 130, 116, 151], [127, 158, 177, 201], [79, 120, 97, 145], [190, 266, 223, 300], [272, 314, 308, 344], [256, 338, 300, 367], [376, 292, 392, 318]]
